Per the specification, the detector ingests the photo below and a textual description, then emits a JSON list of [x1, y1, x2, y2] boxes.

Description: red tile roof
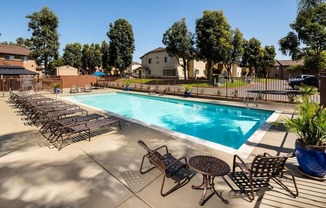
[[0, 44, 30, 56]]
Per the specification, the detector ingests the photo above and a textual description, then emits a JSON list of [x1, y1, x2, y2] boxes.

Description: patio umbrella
[[92, 71, 106, 76]]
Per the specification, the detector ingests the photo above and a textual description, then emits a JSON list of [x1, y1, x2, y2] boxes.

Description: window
[[164, 57, 170, 63], [148, 70, 151, 75], [276, 66, 279, 70], [21, 56, 28, 61], [148, 58, 152, 64], [5, 55, 15, 60], [163, 69, 176, 76]]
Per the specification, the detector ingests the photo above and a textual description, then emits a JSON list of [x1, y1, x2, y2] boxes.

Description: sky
[[0, 0, 298, 62]]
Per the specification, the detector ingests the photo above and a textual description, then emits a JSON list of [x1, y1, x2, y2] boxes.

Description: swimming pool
[[64, 92, 277, 154]]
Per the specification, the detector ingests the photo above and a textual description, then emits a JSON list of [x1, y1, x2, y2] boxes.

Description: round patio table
[[189, 155, 230, 205]]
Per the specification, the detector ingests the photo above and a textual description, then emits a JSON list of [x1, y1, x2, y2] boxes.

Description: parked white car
[[288, 74, 315, 82]]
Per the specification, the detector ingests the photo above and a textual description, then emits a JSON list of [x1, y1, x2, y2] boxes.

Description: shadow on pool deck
[[0, 90, 325, 208]]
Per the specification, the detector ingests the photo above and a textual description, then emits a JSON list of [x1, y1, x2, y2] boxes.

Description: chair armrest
[[233, 154, 246, 166], [264, 152, 295, 158], [152, 145, 169, 154], [263, 152, 272, 157], [286, 152, 296, 158]]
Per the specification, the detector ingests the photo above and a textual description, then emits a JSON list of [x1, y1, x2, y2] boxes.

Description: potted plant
[[283, 86, 326, 179], [184, 85, 191, 97], [53, 81, 61, 93], [125, 80, 131, 91]]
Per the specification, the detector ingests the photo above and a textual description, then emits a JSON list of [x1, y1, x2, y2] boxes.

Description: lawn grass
[[114, 77, 274, 88]]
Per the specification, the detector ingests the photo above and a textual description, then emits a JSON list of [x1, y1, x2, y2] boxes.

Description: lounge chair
[[40, 113, 104, 136], [149, 86, 156, 95], [70, 85, 78, 93], [84, 84, 92, 92], [232, 152, 299, 201], [53, 116, 121, 150], [137, 140, 190, 196]]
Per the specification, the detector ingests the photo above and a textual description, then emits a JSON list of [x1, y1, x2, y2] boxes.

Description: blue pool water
[[66, 93, 273, 149]]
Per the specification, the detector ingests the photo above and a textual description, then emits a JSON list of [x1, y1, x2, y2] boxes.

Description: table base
[[192, 175, 229, 205]]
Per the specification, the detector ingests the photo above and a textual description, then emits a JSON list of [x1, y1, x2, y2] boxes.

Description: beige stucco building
[[212, 62, 243, 77], [126, 62, 141, 74], [139, 47, 206, 79], [55, 65, 79, 76]]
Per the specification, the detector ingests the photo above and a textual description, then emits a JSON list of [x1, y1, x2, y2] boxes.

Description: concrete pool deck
[[0, 89, 325, 208]]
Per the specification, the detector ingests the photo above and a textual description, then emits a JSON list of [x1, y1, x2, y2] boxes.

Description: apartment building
[[0, 44, 39, 77], [139, 47, 206, 79]]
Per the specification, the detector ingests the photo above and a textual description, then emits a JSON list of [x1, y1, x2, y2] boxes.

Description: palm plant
[[184, 85, 191, 92], [53, 81, 61, 89], [284, 86, 326, 146]]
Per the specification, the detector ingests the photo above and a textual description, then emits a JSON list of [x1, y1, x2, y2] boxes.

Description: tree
[[26, 7, 60, 75], [279, 0, 326, 83], [16, 37, 32, 48], [107, 19, 135, 73], [241, 37, 263, 76], [81, 43, 102, 74], [101, 41, 110, 72], [63, 43, 82, 69], [48, 57, 65, 74], [223, 28, 245, 78], [261, 45, 276, 77], [162, 18, 195, 80], [297, 0, 323, 12], [195, 10, 233, 80]]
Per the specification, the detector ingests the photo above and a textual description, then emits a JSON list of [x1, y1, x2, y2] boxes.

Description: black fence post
[[197, 80, 199, 95], [265, 77, 268, 102]]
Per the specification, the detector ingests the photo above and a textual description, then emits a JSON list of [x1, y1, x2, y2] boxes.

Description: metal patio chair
[[137, 140, 190, 196], [232, 152, 299, 201]]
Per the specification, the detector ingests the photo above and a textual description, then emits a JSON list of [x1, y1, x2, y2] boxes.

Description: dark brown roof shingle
[[0, 66, 38, 75], [276, 59, 303, 66], [0, 44, 30, 56]]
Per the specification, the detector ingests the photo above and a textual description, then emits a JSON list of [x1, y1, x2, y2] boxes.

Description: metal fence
[[0, 76, 321, 104], [104, 77, 321, 104], [0, 77, 62, 96]]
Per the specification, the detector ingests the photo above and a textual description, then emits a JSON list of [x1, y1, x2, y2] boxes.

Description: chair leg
[[88, 129, 91, 141], [160, 173, 190, 197], [160, 175, 167, 196], [247, 178, 255, 202], [139, 155, 155, 174], [272, 170, 299, 198], [58, 135, 64, 151]]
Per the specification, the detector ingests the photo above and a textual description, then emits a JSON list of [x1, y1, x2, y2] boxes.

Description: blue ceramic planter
[[185, 91, 191, 97], [54, 88, 60, 93], [125, 86, 131, 91], [295, 139, 326, 178]]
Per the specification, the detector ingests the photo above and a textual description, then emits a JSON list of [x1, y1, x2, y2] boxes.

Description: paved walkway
[[0, 89, 325, 208]]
